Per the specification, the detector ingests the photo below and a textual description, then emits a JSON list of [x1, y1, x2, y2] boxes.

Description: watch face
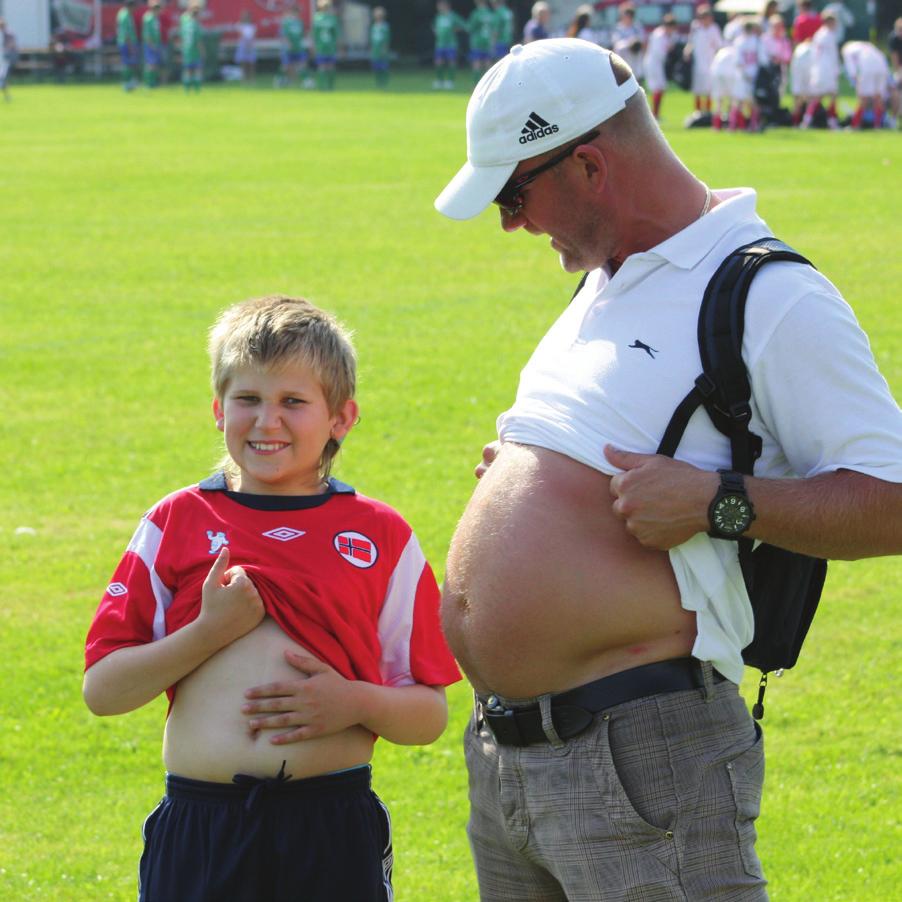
[[712, 494, 753, 535]]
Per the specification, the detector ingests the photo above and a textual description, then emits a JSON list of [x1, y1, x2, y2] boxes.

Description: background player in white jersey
[[731, 17, 767, 131], [643, 13, 677, 118], [0, 17, 15, 102], [234, 10, 257, 84], [709, 42, 738, 130], [842, 40, 893, 128], [84, 295, 460, 902], [802, 12, 841, 128], [684, 5, 722, 115], [789, 34, 814, 124]]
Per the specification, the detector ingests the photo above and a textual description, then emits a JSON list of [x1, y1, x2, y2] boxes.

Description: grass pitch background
[[1, 74, 899, 900]]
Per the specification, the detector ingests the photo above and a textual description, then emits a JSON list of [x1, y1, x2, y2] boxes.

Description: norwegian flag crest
[[334, 531, 378, 569]]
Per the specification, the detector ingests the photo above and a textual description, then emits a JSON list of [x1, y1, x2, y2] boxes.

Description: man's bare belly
[[163, 617, 374, 782], [442, 443, 697, 697]]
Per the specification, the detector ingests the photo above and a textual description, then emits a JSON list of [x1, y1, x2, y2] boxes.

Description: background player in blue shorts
[[84, 295, 461, 902], [276, 1, 307, 88], [370, 6, 391, 89], [116, 1, 139, 92]]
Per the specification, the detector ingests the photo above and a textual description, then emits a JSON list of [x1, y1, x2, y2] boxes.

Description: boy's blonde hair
[[208, 295, 356, 481]]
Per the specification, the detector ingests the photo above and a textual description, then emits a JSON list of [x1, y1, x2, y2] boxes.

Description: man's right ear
[[212, 398, 225, 433]]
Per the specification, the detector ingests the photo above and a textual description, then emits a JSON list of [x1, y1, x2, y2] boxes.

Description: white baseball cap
[[435, 39, 639, 221]]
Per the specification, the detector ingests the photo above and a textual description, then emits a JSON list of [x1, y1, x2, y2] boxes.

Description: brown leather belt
[[478, 657, 727, 746]]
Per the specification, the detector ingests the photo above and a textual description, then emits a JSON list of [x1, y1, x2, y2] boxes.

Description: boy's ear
[[212, 398, 225, 433], [331, 398, 359, 442]]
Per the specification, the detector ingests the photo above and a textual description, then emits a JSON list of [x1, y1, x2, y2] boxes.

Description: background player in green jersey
[[178, 1, 203, 92], [276, 1, 307, 88], [116, 1, 138, 91], [433, 1, 466, 90], [370, 7, 391, 89], [141, 0, 163, 88], [491, 0, 515, 60], [467, 0, 494, 81], [312, 0, 340, 91]]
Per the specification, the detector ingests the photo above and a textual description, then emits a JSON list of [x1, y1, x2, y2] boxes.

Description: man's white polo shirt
[[498, 187, 902, 681]]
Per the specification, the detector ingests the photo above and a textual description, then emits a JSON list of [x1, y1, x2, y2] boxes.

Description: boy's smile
[[213, 363, 357, 495]]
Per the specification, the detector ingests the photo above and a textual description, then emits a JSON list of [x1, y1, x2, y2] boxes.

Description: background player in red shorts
[[84, 295, 460, 902]]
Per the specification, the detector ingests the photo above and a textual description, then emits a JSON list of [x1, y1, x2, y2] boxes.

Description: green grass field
[[1, 72, 900, 901]]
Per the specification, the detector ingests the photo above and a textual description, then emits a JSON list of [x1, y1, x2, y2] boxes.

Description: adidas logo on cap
[[519, 111, 559, 145]]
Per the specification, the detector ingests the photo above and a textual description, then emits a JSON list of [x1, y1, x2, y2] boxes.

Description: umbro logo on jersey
[[206, 530, 229, 554], [629, 339, 659, 359], [519, 111, 559, 145], [107, 582, 128, 597], [262, 527, 307, 542], [334, 531, 379, 569]]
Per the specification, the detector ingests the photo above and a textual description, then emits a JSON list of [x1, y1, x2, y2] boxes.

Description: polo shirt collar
[[606, 188, 760, 285], [646, 188, 759, 270]]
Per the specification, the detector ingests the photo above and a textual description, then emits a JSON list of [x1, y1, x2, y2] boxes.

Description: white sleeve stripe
[[126, 517, 174, 642], [377, 532, 426, 686]]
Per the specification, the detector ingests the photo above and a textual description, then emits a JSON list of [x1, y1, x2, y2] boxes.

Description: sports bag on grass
[[655, 238, 827, 718]]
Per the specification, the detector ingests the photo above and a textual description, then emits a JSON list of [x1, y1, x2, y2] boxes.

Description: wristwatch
[[708, 470, 756, 539]]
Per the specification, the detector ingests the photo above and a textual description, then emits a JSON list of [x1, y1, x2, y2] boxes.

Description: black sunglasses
[[493, 130, 600, 216]]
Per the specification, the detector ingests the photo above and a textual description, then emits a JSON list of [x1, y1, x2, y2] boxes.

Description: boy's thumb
[[205, 546, 230, 586]]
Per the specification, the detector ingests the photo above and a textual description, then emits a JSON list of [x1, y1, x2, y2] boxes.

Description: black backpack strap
[[657, 238, 812, 467]]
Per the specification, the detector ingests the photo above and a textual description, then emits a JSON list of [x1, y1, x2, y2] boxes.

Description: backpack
[[656, 238, 828, 719], [573, 238, 827, 719]]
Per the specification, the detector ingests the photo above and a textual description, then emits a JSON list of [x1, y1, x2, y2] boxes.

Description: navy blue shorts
[[139, 764, 392, 902]]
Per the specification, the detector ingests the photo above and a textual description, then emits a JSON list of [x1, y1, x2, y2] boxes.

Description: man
[[434, 38, 902, 901]]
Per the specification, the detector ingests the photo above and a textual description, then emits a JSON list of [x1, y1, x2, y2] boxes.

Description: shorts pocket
[[726, 721, 766, 879]]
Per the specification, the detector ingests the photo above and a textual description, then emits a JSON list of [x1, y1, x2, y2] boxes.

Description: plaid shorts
[[464, 674, 768, 901]]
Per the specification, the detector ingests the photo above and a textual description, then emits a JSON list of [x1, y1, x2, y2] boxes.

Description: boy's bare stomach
[[163, 618, 374, 782], [442, 443, 697, 698]]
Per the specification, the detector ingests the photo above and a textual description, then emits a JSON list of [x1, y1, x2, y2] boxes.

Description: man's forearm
[[746, 469, 902, 560]]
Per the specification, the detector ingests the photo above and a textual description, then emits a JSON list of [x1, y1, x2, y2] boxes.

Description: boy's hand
[[198, 547, 265, 646], [242, 651, 361, 744]]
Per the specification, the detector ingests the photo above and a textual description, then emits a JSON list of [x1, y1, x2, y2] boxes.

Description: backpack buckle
[[694, 373, 717, 398], [728, 401, 752, 424]]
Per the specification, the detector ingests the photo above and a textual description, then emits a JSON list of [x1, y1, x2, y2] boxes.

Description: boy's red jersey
[[86, 475, 460, 695]]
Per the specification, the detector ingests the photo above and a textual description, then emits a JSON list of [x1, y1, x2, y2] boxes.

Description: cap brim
[[434, 159, 516, 221]]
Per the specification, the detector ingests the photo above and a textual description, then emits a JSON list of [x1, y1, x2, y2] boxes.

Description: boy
[[491, 0, 514, 60], [802, 12, 841, 129], [370, 6, 391, 88], [643, 13, 677, 119], [433, 1, 466, 90], [116, 1, 139, 92], [467, 0, 495, 82], [141, 0, 163, 88], [685, 5, 723, 114], [276, 1, 306, 88], [178, 1, 203, 93], [312, 0, 340, 90], [842, 40, 892, 128], [84, 295, 461, 902], [731, 16, 768, 131]]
